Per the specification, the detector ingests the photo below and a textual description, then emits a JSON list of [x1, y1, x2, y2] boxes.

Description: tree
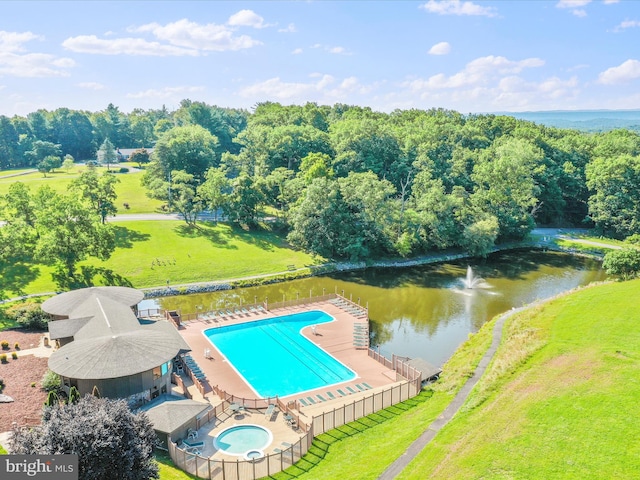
[[97, 138, 117, 170], [602, 248, 640, 280], [168, 170, 203, 226], [26, 140, 62, 168], [586, 154, 640, 238], [151, 124, 219, 181], [62, 154, 75, 173], [10, 395, 159, 480], [71, 169, 120, 223], [34, 192, 116, 279], [287, 177, 362, 259], [224, 172, 265, 226], [128, 148, 150, 168], [37, 155, 61, 177], [460, 216, 499, 257], [198, 166, 230, 222]]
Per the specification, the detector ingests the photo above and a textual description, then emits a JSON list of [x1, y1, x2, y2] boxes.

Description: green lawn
[[0, 166, 163, 214], [397, 279, 640, 479], [1, 220, 322, 296]]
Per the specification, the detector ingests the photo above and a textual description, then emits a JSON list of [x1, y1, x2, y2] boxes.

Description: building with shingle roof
[[45, 286, 190, 403]]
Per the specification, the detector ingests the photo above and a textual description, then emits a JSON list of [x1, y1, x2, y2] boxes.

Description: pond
[[144, 250, 606, 367]]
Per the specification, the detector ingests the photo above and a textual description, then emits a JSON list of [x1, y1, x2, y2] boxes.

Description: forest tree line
[[2, 100, 640, 261]]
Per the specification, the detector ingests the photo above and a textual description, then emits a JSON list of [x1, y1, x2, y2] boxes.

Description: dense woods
[[2, 100, 640, 261]]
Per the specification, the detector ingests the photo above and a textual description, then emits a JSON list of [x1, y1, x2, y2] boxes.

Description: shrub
[[11, 396, 159, 480], [4, 302, 49, 330], [31, 382, 36, 388], [41, 370, 61, 393], [11, 352, 17, 360], [0, 354, 7, 363], [0, 341, 8, 350], [118, 167, 129, 173], [14, 343, 19, 350]]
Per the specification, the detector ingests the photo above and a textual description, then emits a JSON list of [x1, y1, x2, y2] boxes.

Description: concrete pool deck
[[173, 299, 403, 457]]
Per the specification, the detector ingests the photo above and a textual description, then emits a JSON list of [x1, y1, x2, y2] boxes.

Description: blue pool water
[[214, 424, 272, 455], [203, 310, 356, 398]]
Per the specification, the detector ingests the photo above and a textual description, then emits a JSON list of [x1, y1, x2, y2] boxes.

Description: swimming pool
[[203, 310, 356, 397], [214, 424, 272, 456]]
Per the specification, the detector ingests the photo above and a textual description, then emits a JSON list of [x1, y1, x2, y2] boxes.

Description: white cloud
[[0, 30, 74, 78], [614, 20, 640, 32], [556, 0, 591, 7], [310, 43, 351, 55], [428, 42, 451, 55], [77, 82, 105, 90], [238, 74, 379, 102], [0, 31, 42, 52], [291, 48, 303, 55], [126, 85, 205, 99], [278, 23, 297, 33], [63, 35, 199, 56], [133, 19, 262, 52], [406, 55, 544, 90], [227, 10, 269, 29], [0, 52, 75, 77], [556, 0, 591, 16], [597, 59, 640, 84], [420, 0, 498, 17]]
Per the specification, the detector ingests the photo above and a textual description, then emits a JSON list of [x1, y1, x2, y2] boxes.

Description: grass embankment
[[270, 315, 499, 480], [397, 279, 640, 479], [0, 167, 162, 214], [1, 220, 321, 296]]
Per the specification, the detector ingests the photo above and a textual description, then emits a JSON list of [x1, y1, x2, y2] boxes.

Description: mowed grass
[[397, 280, 640, 479], [3, 220, 321, 295], [0, 166, 163, 214], [271, 315, 499, 480]]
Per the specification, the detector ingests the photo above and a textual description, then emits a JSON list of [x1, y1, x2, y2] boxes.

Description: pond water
[[145, 250, 606, 367]]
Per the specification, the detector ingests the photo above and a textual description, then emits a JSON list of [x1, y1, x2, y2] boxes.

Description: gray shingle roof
[[42, 287, 144, 316], [141, 395, 210, 434], [47, 316, 92, 340], [47, 286, 189, 380]]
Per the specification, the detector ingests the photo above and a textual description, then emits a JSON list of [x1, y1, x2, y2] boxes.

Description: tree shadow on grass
[[174, 222, 234, 249], [0, 260, 40, 299], [113, 225, 151, 249], [52, 266, 133, 291], [269, 389, 434, 479]]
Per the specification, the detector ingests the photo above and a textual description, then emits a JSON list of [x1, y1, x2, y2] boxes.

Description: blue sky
[[1, 0, 639, 116]]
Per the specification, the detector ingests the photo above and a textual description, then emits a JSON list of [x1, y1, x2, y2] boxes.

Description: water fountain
[[460, 266, 490, 289]]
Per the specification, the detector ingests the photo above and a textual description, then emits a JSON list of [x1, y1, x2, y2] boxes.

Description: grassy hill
[[397, 279, 640, 479]]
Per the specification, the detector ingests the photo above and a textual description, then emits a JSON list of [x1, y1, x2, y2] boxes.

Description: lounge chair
[[362, 382, 373, 389], [316, 394, 327, 402], [306, 396, 317, 405], [182, 440, 204, 449], [298, 398, 309, 407], [326, 391, 337, 400], [265, 404, 276, 418], [337, 388, 348, 396], [346, 386, 358, 394], [355, 384, 366, 391]]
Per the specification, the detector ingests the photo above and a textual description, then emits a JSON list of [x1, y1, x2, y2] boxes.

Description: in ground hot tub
[[214, 424, 273, 456]]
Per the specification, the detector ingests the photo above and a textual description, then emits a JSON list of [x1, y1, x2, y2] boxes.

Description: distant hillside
[[499, 110, 640, 132]]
